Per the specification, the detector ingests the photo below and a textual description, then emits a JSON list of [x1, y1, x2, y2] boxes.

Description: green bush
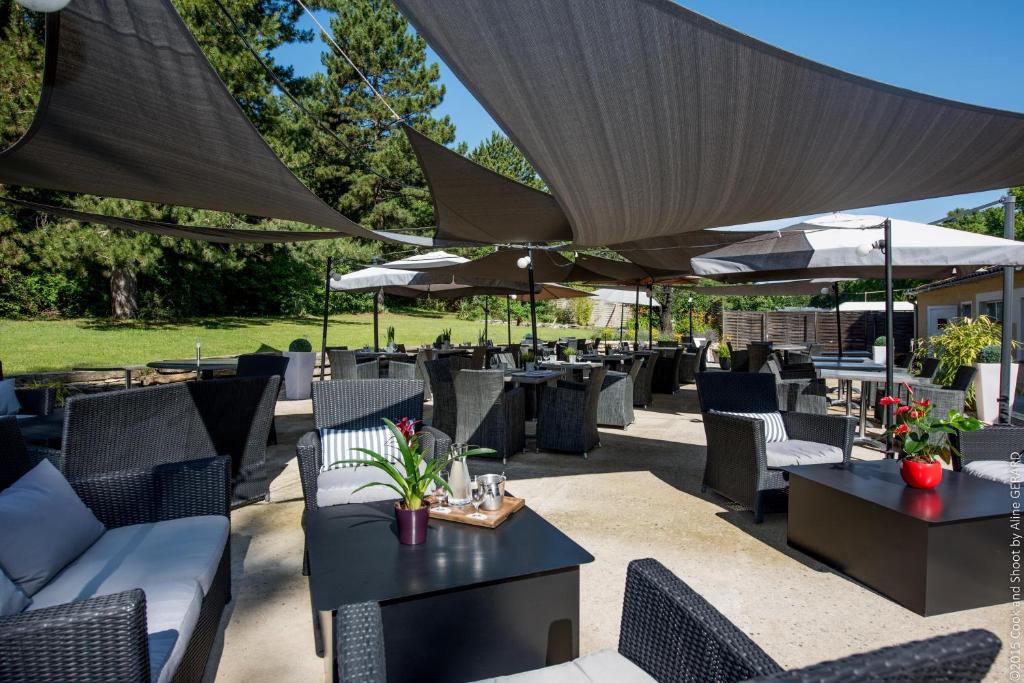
[[873, 336, 886, 346], [977, 344, 1001, 363], [288, 338, 313, 352], [917, 316, 1015, 407]]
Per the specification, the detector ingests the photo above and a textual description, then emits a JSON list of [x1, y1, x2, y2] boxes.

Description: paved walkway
[[206, 385, 1012, 682]]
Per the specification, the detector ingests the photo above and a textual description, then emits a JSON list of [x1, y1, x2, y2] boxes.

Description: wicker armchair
[[424, 358, 459, 438], [329, 350, 379, 380], [696, 372, 855, 523], [454, 370, 525, 463], [0, 418, 232, 683], [950, 425, 1024, 484], [598, 361, 640, 428], [632, 356, 658, 408], [651, 347, 682, 394], [56, 376, 277, 507], [746, 342, 773, 373], [0, 360, 56, 417], [387, 349, 435, 401], [766, 357, 828, 415], [335, 558, 1000, 683], [536, 366, 607, 456], [678, 351, 698, 384], [696, 339, 712, 373], [236, 353, 289, 445], [294, 379, 450, 514]]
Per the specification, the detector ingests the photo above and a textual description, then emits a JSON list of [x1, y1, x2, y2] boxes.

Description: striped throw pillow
[[712, 411, 788, 443], [320, 426, 397, 471]]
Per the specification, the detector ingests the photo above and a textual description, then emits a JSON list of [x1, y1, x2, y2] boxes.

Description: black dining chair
[[236, 354, 290, 445]]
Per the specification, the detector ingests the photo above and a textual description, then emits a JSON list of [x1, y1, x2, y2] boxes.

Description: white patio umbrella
[[592, 287, 661, 345], [692, 213, 1024, 442]]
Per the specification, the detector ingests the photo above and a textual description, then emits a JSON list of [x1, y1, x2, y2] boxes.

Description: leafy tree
[[940, 186, 1023, 239]]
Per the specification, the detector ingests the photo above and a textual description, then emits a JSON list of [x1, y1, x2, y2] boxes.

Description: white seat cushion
[[964, 460, 1021, 485], [765, 439, 844, 468], [320, 426, 397, 471], [317, 466, 403, 507], [473, 649, 655, 683]]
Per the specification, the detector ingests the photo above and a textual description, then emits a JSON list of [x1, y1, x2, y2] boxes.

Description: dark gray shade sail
[[0, 0, 429, 246], [683, 279, 853, 297], [404, 126, 571, 244], [0, 197, 372, 244], [402, 248, 635, 285], [611, 230, 765, 275], [395, 0, 1024, 246]]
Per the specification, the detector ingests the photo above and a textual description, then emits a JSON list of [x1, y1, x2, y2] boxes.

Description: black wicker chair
[[453, 370, 525, 463], [55, 377, 277, 507], [387, 349, 435, 401], [0, 360, 56, 417], [536, 366, 607, 456], [678, 351, 698, 384], [598, 360, 640, 428], [294, 379, 450, 514], [0, 417, 232, 683], [329, 350, 379, 380], [696, 372, 855, 523], [423, 358, 461, 439], [746, 342, 773, 373], [916, 356, 941, 381], [651, 347, 682, 394], [236, 353, 289, 445], [632, 356, 657, 408], [950, 424, 1024, 484], [335, 558, 1000, 683], [696, 339, 712, 373], [765, 357, 828, 415]]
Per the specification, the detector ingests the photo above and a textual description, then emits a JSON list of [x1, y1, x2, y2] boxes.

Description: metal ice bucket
[[477, 473, 506, 511]]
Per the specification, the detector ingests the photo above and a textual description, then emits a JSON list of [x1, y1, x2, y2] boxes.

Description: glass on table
[[469, 477, 487, 519]]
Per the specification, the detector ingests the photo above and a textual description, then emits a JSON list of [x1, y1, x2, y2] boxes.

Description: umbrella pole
[[884, 219, 895, 458], [619, 302, 624, 346], [647, 285, 654, 348], [832, 282, 843, 362], [507, 295, 512, 346], [634, 285, 640, 346], [319, 257, 332, 381], [527, 247, 539, 359], [484, 297, 489, 343], [1000, 193, 1017, 424], [373, 288, 380, 352]]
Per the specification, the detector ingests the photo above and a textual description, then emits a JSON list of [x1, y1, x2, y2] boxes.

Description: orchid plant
[[331, 418, 494, 510], [880, 385, 981, 464]]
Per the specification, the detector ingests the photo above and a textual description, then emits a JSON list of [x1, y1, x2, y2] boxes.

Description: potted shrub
[[283, 338, 315, 400], [521, 351, 536, 371], [880, 390, 980, 489], [872, 336, 886, 364], [974, 344, 1018, 424], [716, 341, 731, 370], [332, 418, 493, 544], [385, 325, 397, 352], [564, 346, 578, 361]]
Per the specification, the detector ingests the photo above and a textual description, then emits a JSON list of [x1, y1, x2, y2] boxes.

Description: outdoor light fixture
[[15, 0, 72, 11], [516, 255, 532, 269], [510, 294, 517, 300], [330, 272, 342, 281], [820, 287, 830, 295], [855, 243, 874, 256]]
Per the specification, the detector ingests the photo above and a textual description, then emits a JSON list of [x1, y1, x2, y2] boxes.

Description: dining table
[[815, 365, 932, 445], [147, 357, 238, 380]]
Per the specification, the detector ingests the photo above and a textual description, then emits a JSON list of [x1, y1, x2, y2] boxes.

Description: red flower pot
[[394, 503, 429, 545], [899, 458, 943, 490]]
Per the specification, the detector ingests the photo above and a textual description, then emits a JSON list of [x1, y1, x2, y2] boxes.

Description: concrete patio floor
[[206, 385, 1013, 682]]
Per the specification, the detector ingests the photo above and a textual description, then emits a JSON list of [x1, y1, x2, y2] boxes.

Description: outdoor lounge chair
[[598, 360, 640, 428], [632, 355, 657, 408], [295, 379, 450, 512], [765, 357, 828, 415], [334, 558, 1000, 683], [0, 359, 56, 418], [951, 424, 1024, 485], [536, 366, 607, 456], [52, 376, 278, 507], [454, 370, 525, 463], [696, 372, 855, 523], [329, 349, 379, 380], [0, 416, 232, 683]]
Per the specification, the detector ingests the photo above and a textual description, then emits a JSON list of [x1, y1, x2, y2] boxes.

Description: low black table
[[305, 499, 593, 683], [784, 460, 1012, 616], [16, 409, 64, 447]]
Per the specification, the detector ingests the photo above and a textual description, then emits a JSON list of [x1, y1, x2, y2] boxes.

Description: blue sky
[[274, 1, 1022, 229]]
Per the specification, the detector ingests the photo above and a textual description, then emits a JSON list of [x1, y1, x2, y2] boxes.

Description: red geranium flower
[[879, 396, 901, 406], [893, 423, 910, 435], [894, 405, 911, 416], [395, 417, 420, 441]]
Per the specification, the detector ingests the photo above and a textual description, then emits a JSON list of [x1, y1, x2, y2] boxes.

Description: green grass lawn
[[1, 312, 599, 374]]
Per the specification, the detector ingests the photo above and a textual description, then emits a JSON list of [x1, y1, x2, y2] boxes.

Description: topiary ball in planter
[[284, 338, 315, 399], [289, 338, 313, 353], [976, 345, 1001, 364]]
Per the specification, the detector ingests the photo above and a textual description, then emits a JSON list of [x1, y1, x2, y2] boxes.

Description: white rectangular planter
[[975, 362, 1019, 424], [283, 351, 315, 400], [872, 346, 886, 364]]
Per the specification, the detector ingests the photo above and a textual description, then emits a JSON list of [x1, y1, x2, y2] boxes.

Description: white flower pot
[[283, 351, 316, 400], [872, 346, 886, 364], [974, 362, 1019, 424]]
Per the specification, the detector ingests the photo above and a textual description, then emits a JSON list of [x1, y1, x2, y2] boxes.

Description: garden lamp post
[[688, 296, 694, 344]]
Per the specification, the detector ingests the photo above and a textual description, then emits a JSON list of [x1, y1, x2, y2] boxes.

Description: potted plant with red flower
[[335, 417, 494, 544], [879, 388, 981, 489]]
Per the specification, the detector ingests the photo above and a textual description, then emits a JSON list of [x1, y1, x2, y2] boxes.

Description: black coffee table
[[16, 409, 64, 448], [305, 499, 593, 683], [784, 460, 1012, 616]]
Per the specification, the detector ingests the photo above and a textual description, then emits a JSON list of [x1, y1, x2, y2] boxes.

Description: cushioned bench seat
[[473, 649, 655, 683], [765, 440, 844, 468], [963, 460, 1021, 485], [29, 515, 228, 683]]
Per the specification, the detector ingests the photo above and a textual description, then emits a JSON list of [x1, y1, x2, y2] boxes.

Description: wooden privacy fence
[[722, 310, 916, 353]]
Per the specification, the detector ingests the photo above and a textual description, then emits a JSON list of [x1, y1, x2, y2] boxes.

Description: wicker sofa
[[0, 416, 231, 683], [696, 372, 855, 523], [334, 558, 1000, 683]]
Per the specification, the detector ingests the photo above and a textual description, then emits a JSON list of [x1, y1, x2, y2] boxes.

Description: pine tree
[[468, 131, 545, 190]]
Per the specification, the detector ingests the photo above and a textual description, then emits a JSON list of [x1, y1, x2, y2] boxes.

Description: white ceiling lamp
[[516, 256, 532, 269], [16, 0, 73, 11]]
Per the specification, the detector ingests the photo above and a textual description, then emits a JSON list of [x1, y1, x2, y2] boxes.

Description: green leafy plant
[[22, 379, 75, 407], [288, 338, 312, 353], [569, 297, 594, 327], [599, 327, 615, 341], [564, 347, 577, 358], [477, 329, 487, 345], [434, 328, 452, 347], [916, 316, 1015, 406], [716, 341, 731, 359], [521, 351, 535, 364], [976, 344, 1001, 364], [386, 325, 396, 347], [329, 418, 493, 510], [873, 336, 886, 346], [880, 392, 981, 464]]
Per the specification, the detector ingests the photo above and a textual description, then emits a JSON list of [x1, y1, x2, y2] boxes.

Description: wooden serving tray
[[427, 495, 525, 528]]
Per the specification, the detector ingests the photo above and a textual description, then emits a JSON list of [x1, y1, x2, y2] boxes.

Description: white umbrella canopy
[[591, 287, 661, 308], [691, 213, 1024, 282], [378, 250, 468, 270]]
